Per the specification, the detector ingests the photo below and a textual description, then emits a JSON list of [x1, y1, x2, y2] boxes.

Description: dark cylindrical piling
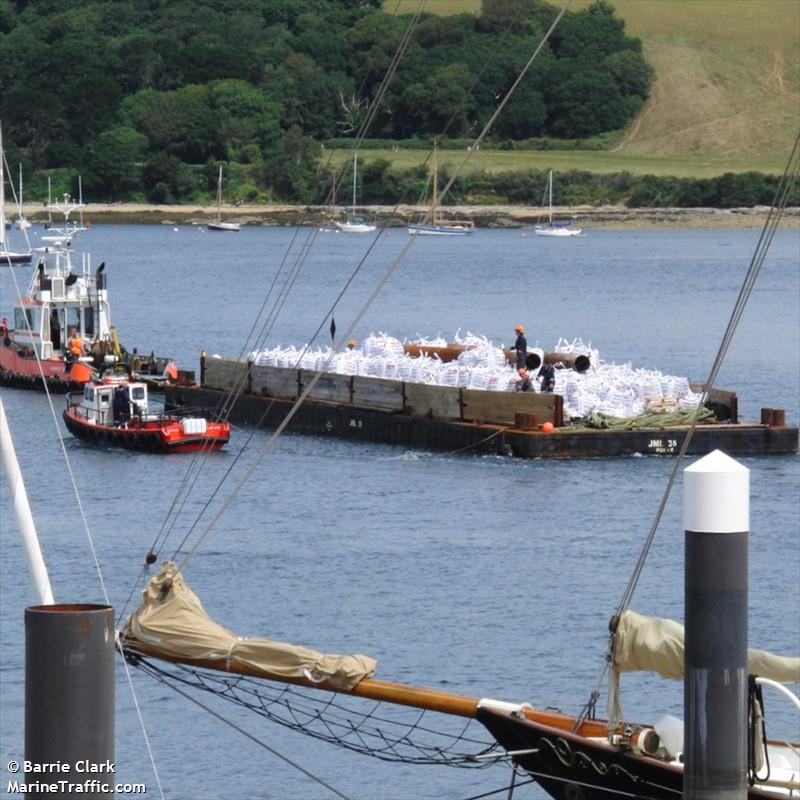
[[25, 604, 115, 799], [683, 450, 749, 800]]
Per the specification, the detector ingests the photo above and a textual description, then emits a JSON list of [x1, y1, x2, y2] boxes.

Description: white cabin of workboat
[[78, 375, 150, 427]]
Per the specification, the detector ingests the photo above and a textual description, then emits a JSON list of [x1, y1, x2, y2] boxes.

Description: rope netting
[[132, 656, 502, 768]]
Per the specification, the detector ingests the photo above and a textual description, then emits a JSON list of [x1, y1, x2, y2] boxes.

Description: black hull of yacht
[[476, 707, 780, 800]]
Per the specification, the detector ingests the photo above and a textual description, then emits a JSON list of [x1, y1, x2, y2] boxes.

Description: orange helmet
[[515, 324, 525, 333]]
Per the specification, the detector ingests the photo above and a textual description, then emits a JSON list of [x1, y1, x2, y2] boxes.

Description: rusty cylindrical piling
[[25, 604, 115, 798]]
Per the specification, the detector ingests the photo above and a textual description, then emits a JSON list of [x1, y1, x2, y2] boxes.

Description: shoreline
[[17, 202, 800, 229]]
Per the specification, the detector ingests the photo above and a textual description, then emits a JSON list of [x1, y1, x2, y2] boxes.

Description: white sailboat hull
[[534, 225, 582, 237], [408, 223, 474, 236], [335, 220, 376, 233], [207, 221, 241, 232]]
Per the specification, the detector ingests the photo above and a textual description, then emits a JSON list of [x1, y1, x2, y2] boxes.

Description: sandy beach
[[17, 202, 800, 229]]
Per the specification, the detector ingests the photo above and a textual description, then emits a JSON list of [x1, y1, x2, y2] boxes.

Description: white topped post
[[683, 449, 749, 800]]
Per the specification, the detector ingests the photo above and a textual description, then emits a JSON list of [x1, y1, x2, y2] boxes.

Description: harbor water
[[1, 224, 798, 799]]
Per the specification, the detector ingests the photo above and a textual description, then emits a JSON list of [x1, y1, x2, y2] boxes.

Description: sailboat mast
[[217, 165, 223, 223], [352, 153, 358, 209], [548, 170, 553, 225], [0, 398, 55, 605], [0, 125, 6, 247], [432, 146, 438, 224]]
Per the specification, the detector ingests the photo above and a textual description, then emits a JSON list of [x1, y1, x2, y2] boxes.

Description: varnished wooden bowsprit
[[121, 635, 609, 735]]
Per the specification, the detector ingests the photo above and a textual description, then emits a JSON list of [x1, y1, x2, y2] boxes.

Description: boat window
[[65, 307, 80, 332], [14, 308, 34, 331], [99, 390, 110, 406], [84, 307, 94, 337], [50, 309, 61, 350], [131, 386, 146, 401], [84, 386, 95, 402]]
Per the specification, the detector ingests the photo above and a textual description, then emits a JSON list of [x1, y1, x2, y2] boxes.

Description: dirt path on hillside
[[766, 49, 800, 103]]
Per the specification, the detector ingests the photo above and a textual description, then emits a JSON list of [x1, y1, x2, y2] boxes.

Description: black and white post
[[684, 449, 749, 800]]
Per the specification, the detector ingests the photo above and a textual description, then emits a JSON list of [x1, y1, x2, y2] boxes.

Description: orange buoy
[[542, 421, 555, 433]]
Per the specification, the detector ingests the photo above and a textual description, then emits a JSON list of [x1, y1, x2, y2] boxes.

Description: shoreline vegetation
[[21, 203, 800, 230]]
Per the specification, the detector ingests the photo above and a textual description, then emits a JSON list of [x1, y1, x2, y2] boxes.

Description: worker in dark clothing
[[512, 324, 527, 370], [113, 385, 130, 425], [516, 367, 533, 392], [539, 360, 555, 393]]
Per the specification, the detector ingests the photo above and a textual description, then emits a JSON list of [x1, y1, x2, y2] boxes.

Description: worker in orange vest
[[67, 327, 85, 359]]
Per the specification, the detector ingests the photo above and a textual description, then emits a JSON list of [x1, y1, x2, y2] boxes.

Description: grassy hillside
[[325, 145, 783, 179], [387, 0, 800, 170]]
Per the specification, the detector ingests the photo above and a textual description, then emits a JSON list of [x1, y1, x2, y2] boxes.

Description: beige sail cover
[[613, 609, 800, 684], [122, 561, 377, 691]]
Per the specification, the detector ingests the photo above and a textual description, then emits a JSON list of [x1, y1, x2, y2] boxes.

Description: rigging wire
[[138, 662, 355, 800], [1, 262, 166, 800], [126, 1, 430, 576], [152, 0, 574, 574], [143, 0, 526, 567], [574, 128, 800, 730]]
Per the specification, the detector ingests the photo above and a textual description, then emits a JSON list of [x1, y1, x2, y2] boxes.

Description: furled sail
[[613, 609, 800, 683], [122, 561, 377, 691]]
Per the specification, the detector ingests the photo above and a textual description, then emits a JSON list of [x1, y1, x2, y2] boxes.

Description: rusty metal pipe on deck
[[544, 352, 590, 373], [402, 344, 589, 373]]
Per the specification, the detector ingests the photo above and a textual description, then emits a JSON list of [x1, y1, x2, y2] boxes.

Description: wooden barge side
[[163, 357, 799, 458]]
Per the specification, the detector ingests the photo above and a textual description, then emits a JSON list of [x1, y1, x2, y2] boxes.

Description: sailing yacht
[[15, 165, 31, 231], [534, 169, 582, 237], [0, 127, 33, 265], [335, 152, 376, 233], [207, 165, 241, 232], [408, 146, 474, 236]]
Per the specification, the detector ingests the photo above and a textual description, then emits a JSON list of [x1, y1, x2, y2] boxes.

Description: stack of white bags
[[249, 332, 703, 421]]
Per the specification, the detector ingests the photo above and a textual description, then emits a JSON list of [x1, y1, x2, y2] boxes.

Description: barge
[[164, 355, 798, 458]]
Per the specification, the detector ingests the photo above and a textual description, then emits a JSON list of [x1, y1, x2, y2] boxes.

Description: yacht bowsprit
[[63, 373, 230, 453]]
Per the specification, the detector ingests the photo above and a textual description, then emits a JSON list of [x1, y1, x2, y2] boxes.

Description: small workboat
[[64, 374, 230, 453]]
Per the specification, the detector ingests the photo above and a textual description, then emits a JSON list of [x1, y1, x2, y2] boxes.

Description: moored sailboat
[[334, 152, 376, 233], [207, 164, 241, 232], [408, 146, 474, 236], [534, 170, 582, 237], [0, 127, 33, 265]]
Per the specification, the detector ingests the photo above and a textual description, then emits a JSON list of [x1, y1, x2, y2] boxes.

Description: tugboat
[[63, 373, 230, 453], [0, 194, 187, 392]]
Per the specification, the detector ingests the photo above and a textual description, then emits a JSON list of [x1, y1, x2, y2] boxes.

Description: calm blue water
[[1, 224, 798, 800]]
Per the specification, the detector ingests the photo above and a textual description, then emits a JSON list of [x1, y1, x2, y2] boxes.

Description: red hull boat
[[63, 376, 230, 453]]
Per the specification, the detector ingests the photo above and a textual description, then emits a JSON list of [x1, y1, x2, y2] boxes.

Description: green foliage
[[1, 0, 655, 201], [83, 126, 148, 198]]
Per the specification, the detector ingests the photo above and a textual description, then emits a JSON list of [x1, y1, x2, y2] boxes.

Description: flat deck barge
[[164, 357, 798, 458]]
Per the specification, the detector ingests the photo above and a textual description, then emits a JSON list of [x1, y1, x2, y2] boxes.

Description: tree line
[[1, 0, 657, 203]]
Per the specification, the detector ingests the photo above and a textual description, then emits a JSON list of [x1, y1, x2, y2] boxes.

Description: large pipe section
[[401, 343, 589, 373], [683, 450, 749, 800], [25, 604, 115, 799]]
